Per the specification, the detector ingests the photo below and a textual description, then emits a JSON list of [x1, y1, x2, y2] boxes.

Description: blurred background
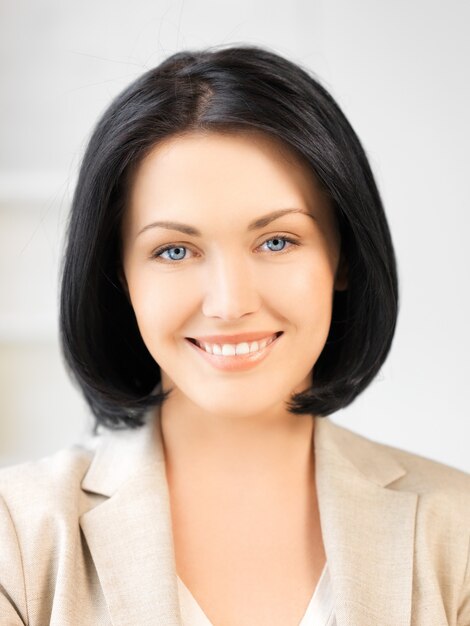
[[0, 0, 468, 471]]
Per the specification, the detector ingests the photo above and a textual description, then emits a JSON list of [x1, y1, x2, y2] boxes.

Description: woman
[[0, 44, 469, 626]]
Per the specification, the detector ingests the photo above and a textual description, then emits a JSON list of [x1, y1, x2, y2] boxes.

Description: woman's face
[[121, 130, 347, 419]]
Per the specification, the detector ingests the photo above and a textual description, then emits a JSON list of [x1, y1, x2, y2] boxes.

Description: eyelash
[[150, 233, 300, 263]]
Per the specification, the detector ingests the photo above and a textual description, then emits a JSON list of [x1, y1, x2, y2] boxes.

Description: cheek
[[127, 270, 195, 349], [128, 289, 157, 352], [278, 252, 335, 318], [290, 261, 336, 362]]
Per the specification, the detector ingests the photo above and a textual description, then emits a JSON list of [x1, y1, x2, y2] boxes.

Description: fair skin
[[121, 129, 347, 625]]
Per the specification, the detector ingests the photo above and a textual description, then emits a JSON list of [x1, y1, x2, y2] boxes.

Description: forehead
[[124, 130, 333, 231]]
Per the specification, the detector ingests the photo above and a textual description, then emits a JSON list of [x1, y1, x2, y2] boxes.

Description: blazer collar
[[79, 405, 417, 626], [313, 417, 417, 626], [79, 402, 181, 625]]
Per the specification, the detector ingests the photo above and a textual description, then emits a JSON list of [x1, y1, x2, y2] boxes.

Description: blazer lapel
[[79, 406, 182, 626], [313, 417, 418, 626], [79, 402, 418, 626]]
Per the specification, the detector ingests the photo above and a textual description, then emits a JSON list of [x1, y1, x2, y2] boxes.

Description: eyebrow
[[136, 208, 316, 238]]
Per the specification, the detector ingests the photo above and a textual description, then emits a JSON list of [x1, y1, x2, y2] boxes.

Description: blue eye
[[263, 236, 291, 252], [158, 245, 187, 261], [151, 234, 299, 263]]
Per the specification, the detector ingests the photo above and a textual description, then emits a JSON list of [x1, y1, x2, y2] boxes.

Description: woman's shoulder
[[0, 415, 157, 522], [0, 438, 99, 521], [323, 418, 470, 505], [379, 438, 470, 489], [0, 436, 117, 624]]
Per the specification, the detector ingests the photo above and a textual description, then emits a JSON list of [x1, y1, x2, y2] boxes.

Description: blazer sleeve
[[458, 541, 470, 626], [0, 494, 28, 625]]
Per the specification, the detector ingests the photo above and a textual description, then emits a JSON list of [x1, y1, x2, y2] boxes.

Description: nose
[[201, 254, 260, 320]]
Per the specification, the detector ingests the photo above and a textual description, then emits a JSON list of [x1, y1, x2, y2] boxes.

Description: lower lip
[[185, 333, 283, 372]]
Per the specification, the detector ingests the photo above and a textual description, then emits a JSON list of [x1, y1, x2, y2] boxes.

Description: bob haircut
[[59, 43, 399, 432]]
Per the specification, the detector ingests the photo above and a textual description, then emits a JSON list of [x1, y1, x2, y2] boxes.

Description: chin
[[191, 384, 279, 415]]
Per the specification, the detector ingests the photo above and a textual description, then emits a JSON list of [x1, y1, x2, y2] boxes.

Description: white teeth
[[195, 334, 277, 356], [235, 342, 250, 355], [222, 344, 236, 356]]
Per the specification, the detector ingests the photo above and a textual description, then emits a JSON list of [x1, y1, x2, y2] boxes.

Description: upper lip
[[188, 331, 282, 345]]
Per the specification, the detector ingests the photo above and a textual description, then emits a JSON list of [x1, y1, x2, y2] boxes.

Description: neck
[[158, 387, 317, 488]]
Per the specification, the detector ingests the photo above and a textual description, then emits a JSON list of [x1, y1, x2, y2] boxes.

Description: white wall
[[1, 0, 468, 471]]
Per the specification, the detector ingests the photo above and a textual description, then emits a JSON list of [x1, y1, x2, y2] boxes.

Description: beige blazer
[[0, 409, 469, 626]]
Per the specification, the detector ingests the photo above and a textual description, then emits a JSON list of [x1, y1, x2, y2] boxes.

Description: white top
[[177, 561, 336, 625]]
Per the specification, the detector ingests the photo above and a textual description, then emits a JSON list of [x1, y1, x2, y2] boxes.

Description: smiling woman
[[59, 47, 388, 429], [0, 44, 469, 626]]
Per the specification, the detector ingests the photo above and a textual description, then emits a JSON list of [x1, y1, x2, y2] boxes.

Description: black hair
[[59, 43, 399, 432]]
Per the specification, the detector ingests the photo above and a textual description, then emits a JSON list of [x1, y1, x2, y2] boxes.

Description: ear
[[334, 250, 348, 291]]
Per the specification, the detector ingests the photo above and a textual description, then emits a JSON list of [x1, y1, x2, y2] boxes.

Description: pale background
[[0, 0, 468, 471]]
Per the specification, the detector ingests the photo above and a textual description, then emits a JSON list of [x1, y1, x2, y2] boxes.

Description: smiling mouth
[[185, 331, 283, 356], [184, 331, 283, 369], [187, 331, 282, 349]]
